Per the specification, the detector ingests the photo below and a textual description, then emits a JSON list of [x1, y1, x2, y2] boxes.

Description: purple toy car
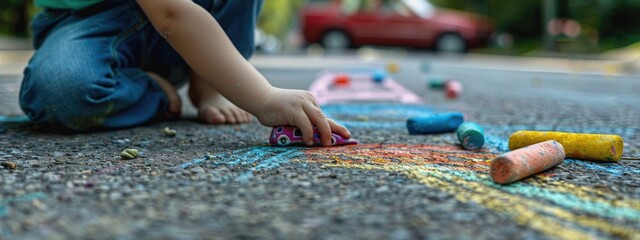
[[269, 126, 358, 147]]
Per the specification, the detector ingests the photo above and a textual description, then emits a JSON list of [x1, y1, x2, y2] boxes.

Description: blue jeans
[[20, 0, 263, 131]]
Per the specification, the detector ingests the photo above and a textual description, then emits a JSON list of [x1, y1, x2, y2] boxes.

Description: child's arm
[[136, 0, 350, 146]]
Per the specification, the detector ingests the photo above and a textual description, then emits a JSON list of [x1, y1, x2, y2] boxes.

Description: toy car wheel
[[277, 135, 290, 146], [331, 136, 336, 145], [321, 30, 351, 49], [435, 33, 466, 53]]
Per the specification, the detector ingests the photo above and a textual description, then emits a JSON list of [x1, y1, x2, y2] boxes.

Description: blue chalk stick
[[372, 69, 386, 83], [406, 112, 464, 134], [456, 122, 485, 150]]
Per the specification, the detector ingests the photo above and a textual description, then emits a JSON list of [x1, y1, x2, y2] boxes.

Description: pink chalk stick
[[490, 140, 565, 184], [444, 80, 463, 99]]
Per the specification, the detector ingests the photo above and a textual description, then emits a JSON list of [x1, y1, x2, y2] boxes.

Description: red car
[[301, 0, 495, 52]]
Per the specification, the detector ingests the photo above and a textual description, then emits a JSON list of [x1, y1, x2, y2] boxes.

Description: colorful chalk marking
[[509, 131, 624, 162], [302, 144, 640, 239], [0, 192, 47, 217], [309, 69, 421, 105], [372, 69, 386, 83], [456, 122, 485, 150], [407, 112, 464, 134], [184, 141, 640, 239], [490, 140, 566, 184], [333, 74, 350, 86], [185, 102, 640, 239]]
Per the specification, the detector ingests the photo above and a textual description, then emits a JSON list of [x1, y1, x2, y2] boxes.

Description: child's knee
[[20, 65, 116, 131]]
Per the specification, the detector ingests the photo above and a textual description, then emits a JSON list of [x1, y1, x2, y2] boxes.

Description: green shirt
[[35, 0, 103, 9]]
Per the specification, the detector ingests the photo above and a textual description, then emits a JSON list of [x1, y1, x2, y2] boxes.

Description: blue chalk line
[[322, 103, 433, 119], [0, 192, 47, 217], [180, 146, 305, 181], [433, 168, 640, 220], [0, 116, 30, 123]]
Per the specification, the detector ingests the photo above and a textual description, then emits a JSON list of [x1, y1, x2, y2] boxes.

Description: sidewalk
[[1, 36, 639, 77], [250, 49, 639, 76], [0, 35, 32, 51], [0, 50, 31, 76]]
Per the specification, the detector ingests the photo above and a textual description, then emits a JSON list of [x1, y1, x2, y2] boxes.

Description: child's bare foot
[[147, 72, 181, 118], [189, 72, 252, 124]]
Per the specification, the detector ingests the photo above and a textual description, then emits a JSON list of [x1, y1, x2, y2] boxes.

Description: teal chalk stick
[[428, 76, 449, 89], [407, 112, 464, 134], [456, 122, 485, 150]]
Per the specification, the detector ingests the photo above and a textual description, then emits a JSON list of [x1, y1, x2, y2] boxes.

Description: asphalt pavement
[[1, 49, 639, 239]]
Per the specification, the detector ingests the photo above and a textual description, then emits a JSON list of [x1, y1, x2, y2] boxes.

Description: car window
[[342, 0, 380, 14], [402, 0, 434, 18], [388, 0, 412, 17], [294, 128, 302, 137]]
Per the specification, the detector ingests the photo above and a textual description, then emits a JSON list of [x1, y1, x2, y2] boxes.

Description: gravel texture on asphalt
[[1, 63, 639, 240]]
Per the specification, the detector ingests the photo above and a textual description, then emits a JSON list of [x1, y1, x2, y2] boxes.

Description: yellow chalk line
[[319, 145, 640, 210], [323, 162, 640, 239], [528, 176, 640, 210], [423, 163, 640, 212]]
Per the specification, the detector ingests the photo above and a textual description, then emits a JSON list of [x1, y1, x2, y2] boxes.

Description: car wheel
[[321, 30, 351, 50], [331, 137, 336, 145], [277, 135, 290, 146], [435, 33, 466, 53]]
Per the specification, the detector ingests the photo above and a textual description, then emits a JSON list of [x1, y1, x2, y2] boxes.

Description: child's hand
[[255, 88, 351, 146]]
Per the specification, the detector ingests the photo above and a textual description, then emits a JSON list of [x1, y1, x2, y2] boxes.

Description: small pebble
[[191, 167, 206, 175], [121, 149, 139, 160], [1, 161, 17, 170], [43, 172, 60, 182], [356, 115, 370, 121], [163, 127, 177, 137]]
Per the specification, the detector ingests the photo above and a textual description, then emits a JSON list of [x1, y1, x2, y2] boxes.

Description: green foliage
[[258, 0, 305, 37], [0, 0, 38, 37], [430, 0, 640, 52], [431, 0, 542, 37]]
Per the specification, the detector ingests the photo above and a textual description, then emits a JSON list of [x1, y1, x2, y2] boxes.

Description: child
[[20, 0, 350, 146]]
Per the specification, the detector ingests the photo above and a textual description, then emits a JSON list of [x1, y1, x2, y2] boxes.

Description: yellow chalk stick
[[387, 62, 400, 74], [509, 131, 624, 162]]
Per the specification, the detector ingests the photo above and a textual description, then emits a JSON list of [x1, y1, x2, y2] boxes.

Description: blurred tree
[[570, 0, 640, 48], [0, 0, 36, 37], [258, 0, 305, 38], [430, 0, 640, 51], [430, 0, 542, 37]]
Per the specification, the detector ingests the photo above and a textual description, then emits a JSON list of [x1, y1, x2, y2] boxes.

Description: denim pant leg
[[20, 0, 264, 131], [205, 0, 264, 59], [20, 2, 170, 131], [142, 0, 264, 83]]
